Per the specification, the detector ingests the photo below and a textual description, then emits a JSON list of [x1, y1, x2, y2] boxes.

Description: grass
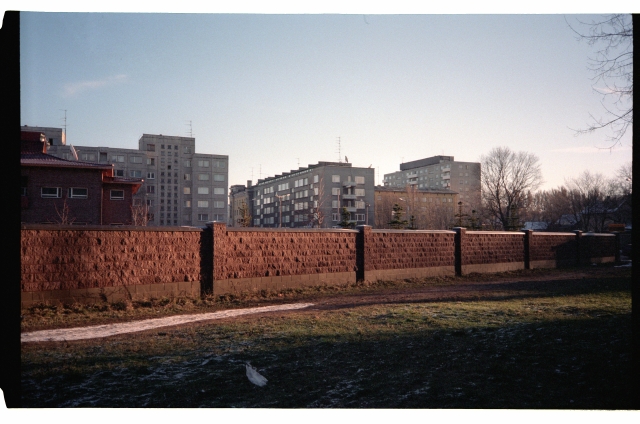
[[20, 267, 633, 408]]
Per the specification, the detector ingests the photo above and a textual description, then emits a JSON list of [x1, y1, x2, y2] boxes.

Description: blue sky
[[18, 4, 633, 191]]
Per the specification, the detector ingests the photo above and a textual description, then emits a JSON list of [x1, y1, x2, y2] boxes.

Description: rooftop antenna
[[296, 157, 300, 167], [186, 120, 193, 138], [60, 109, 67, 141], [251, 167, 254, 182], [337, 137, 342, 163]]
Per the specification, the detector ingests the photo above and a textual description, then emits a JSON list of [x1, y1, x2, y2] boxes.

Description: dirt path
[[21, 266, 630, 343], [21, 303, 314, 343]]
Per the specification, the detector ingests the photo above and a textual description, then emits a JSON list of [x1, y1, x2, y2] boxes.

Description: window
[[198, 173, 210, 181], [99, 152, 108, 162], [146, 199, 155, 206], [184, 160, 191, 168], [213, 174, 225, 182], [214, 201, 225, 209], [184, 146, 192, 154], [110, 190, 125, 200], [198, 160, 210, 167], [114, 169, 124, 177], [147, 172, 155, 179], [356, 214, 365, 221], [197, 187, 209, 195], [80, 153, 95, 161], [184, 200, 191, 208], [332, 213, 340, 221], [332, 187, 341, 195], [198, 214, 209, 221], [332, 200, 339, 208], [146, 185, 155, 194], [356, 201, 365, 209], [147, 144, 155, 152], [198, 200, 209, 208], [174, 145, 178, 150], [68, 188, 88, 199], [129, 170, 142, 178], [112, 155, 125, 163], [332, 175, 340, 183], [41, 187, 62, 198], [184, 173, 191, 180], [147, 158, 155, 165], [214, 160, 226, 168], [183, 187, 191, 195], [314, 175, 319, 183], [214, 187, 225, 195], [355, 188, 365, 196]]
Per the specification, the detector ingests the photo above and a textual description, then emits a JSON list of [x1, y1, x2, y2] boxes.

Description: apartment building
[[243, 161, 375, 228], [229, 183, 251, 227], [45, 132, 228, 227], [375, 185, 459, 230], [383, 155, 481, 206]]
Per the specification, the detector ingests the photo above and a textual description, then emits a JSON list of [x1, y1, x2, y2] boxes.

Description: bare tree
[[565, 171, 619, 232], [237, 200, 252, 227], [130, 203, 150, 226], [481, 147, 543, 230], [52, 199, 75, 225], [568, 14, 633, 147], [310, 174, 326, 228]]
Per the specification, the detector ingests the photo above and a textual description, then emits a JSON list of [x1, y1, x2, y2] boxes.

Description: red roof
[[21, 152, 113, 170]]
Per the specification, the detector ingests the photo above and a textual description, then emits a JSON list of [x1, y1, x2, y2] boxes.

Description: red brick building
[[21, 131, 143, 225]]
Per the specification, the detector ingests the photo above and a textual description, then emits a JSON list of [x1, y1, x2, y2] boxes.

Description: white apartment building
[[241, 161, 375, 228], [45, 132, 228, 227]]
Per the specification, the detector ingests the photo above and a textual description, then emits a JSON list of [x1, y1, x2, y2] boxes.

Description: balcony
[[342, 194, 357, 200], [344, 206, 357, 212], [342, 181, 357, 187]]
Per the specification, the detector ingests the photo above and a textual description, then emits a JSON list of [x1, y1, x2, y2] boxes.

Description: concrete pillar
[[356, 225, 372, 281], [524, 229, 533, 270], [574, 230, 583, 266], [209, 221, 227, 292], [454, 227, 466, 276]]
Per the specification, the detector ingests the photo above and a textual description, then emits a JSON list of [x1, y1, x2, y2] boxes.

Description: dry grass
[[21, 267, 633, 408]]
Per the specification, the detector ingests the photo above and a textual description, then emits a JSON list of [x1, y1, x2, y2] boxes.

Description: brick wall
[[358, 227, 455, 280], [20, 224, 621, 308], [581, 233, 616, 264], [211, 223, 358, 295], [21, 226, 207, 307], [528, 232, 578, 268], [458, 229, 526, 274], [21, 167, 104, 224]]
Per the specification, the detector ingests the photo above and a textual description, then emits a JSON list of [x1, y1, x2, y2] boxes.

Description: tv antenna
[[296, 157, 300, 167], [60, 109, 67, 140], [336, 137, 342, 163], [186, 120, 193, 138]]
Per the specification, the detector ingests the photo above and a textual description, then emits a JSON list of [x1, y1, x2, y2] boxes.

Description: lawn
[[21, 267, 633, 408]]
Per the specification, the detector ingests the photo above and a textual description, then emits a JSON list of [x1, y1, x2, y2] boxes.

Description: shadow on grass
[[21, 312, 633, 409], [312, 274, 632, 313]]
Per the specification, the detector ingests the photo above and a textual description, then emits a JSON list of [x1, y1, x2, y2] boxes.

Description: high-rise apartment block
[[45, 132, 228, 226], [383, 155, 481, 205], [234, 161, 374, 228]]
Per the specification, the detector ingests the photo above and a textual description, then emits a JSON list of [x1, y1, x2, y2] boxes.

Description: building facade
[[374, 185, 460, 230], [21, 131, 142, 225], [383, 155, 481, 207], [45, 133, 228, 227], [229, 183, 251, 227], [245, 161, 375, 228]]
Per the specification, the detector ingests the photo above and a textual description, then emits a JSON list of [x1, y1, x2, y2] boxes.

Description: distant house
[[521, 221, 548, 231], [20, 131, 143, 225]]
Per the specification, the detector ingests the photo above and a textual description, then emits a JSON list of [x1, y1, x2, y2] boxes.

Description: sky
[[18, 3, 634, 192]]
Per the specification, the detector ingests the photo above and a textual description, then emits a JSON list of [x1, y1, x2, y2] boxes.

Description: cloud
[[62, 74, 128, 97]]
